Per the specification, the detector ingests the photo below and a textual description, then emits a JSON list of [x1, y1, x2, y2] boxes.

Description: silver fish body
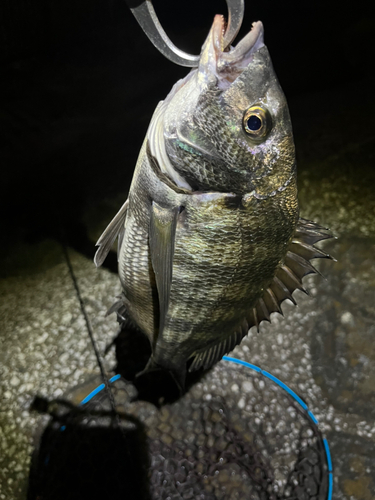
[[95, 17, 332, 389]]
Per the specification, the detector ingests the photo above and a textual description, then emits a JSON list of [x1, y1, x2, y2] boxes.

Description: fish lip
[[206, 16, 265, 88], [221, 20, 264, 64]]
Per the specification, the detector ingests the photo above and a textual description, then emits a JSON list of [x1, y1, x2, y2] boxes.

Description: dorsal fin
[[149, 202, 180, 337], [94, 199, 128, 267], [189, 217, 334, 372], [245, 217, 334, 332]]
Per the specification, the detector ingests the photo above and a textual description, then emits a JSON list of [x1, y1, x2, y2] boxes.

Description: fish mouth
[[203, 15, 264, 89]]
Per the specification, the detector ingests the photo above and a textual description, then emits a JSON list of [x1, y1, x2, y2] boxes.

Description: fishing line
[[61, 242, 119, 423]]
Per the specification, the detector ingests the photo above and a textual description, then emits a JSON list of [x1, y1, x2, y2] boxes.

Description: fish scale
[[119, 174, 156, 336]]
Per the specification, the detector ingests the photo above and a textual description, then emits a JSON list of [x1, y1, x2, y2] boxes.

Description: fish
[[94, 15, 333, 392]]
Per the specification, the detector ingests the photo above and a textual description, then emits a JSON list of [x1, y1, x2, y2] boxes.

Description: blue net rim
[[222, 356, 333, 500], [79, 357, 333, 500]]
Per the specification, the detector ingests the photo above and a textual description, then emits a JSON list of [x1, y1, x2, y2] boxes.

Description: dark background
[[1, 0, 374, 257]]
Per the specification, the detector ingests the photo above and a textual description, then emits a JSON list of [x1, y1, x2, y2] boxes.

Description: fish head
[[162, 16, 296, 196]]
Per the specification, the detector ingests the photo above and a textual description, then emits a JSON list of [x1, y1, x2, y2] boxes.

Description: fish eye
[[243, 105, 272, 140]]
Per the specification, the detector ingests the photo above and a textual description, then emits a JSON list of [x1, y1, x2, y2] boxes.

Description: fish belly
[[161, 186, 298, 364]]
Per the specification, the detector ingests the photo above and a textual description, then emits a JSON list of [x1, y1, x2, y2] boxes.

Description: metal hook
[[125, 0, 245, 67]]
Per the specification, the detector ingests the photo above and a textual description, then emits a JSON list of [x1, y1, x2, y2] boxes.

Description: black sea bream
[[95, 16, 333, 390]]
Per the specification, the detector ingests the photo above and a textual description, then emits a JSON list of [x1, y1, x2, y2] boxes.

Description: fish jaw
[[198, 15, 265, 90]]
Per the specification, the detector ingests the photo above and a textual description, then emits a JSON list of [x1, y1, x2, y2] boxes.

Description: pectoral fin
[[149, 202, 180, 337], [94, 199, 128, 267]]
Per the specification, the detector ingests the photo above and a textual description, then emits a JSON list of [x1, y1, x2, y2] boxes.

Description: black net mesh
[[28, 361, 329, 500]]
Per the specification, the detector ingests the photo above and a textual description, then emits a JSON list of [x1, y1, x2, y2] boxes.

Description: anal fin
[[149, 202, 180, 337]]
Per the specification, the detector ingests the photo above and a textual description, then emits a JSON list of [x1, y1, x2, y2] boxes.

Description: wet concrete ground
[[1, 51, 374, 499]]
